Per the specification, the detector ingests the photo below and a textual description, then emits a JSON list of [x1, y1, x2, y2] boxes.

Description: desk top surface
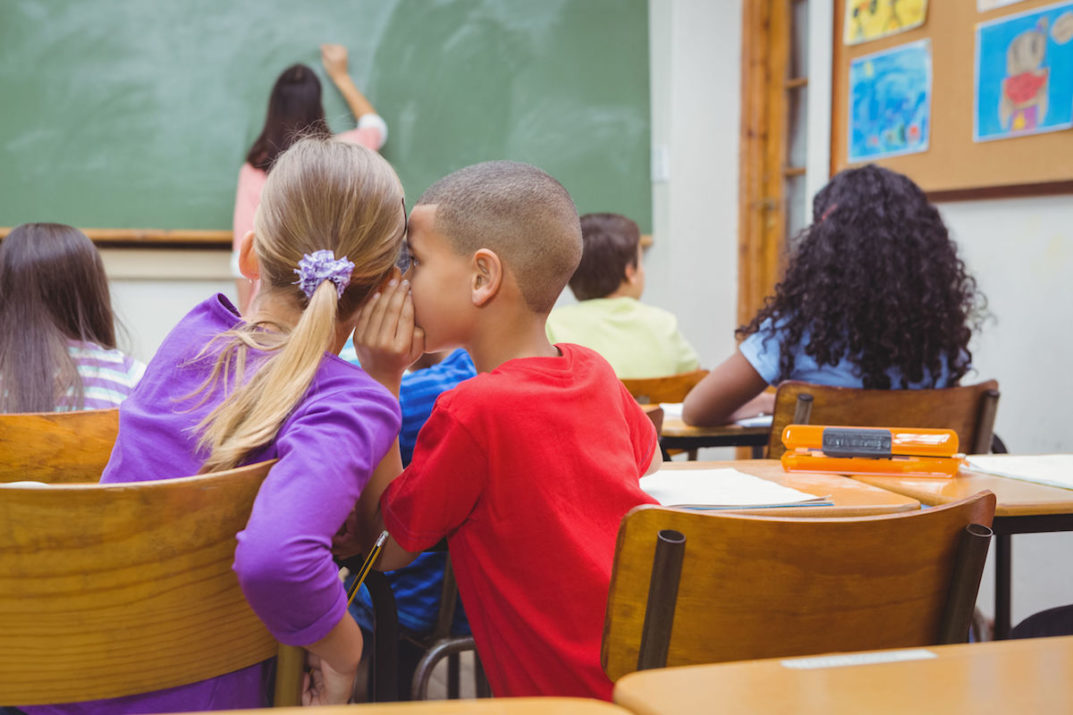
[[614, 636, 1073, 715], [660, 460, 919, 517], [856, 468, 1073, 517], [659, 417, 768, 439]]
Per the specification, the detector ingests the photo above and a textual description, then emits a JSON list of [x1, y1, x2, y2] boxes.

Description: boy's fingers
[[378, 279, 409, 343], [353, 291, 379, 340], [395, 285, 416, 346], [410, 326, 426, 363], [365, 280, 400, 343]]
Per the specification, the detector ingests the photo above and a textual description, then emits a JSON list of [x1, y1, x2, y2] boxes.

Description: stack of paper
[[965, 454, 1073, 491], [657, 403, 773, 428], [641, 468, 831, 510]]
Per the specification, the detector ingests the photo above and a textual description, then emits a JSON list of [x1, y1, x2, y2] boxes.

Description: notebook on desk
[[641, 468, 832, 510], [965, 454, 1073, 491]]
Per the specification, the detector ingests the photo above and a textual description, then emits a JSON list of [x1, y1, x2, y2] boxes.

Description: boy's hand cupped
[[353, 272, 425, 395]]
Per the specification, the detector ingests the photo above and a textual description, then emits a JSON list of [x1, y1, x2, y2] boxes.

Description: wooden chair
[[0, 460, 304, 706], [766, 380, 1000, 459], [409, 557, 492, 700], [0, 408, 118, 483], [621, 369, 709, 405], [602, 492, 996, 681], [622, 371, 708, 460]]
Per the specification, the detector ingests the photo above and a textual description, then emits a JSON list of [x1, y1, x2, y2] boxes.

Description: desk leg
[[994, 532, 1012, 640]]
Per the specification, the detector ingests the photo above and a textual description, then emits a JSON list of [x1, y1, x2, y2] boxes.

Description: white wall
[[645, 0, 742, 364], [102, 248, 232, 364], [941, 196, 1073, 626]]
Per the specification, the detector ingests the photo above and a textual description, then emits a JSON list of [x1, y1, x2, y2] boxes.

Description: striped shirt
[[59, 341, 145, 411]]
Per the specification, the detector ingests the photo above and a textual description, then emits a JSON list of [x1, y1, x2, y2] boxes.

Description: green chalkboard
[[0, 0, 651, 234]]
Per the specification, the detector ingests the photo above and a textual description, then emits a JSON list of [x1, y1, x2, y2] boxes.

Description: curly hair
[[738, 165, 986, 389]]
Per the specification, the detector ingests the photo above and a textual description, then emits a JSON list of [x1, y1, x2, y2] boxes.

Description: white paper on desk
[[965, 454, 1073, 491], [659, 402, 684, 419], [735, 413, 773, 428], [657, 403, 772, 428], [641, 468, 828, 509]]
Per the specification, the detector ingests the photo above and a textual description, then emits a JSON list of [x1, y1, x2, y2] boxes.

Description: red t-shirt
[[381, 343, 658, 700]]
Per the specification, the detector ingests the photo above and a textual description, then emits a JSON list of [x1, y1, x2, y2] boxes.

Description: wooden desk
[[661, 460, 919, 517], [190, 698, 628, 714], [857, 469, 1073, 639], [659, 418, 769, 458], [614, 636, 1073, 715]]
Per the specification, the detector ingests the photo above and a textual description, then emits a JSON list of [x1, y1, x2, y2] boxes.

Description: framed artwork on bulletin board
[[832, 0, 1073, 200]]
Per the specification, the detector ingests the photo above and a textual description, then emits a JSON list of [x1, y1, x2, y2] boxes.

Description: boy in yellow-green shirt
[[546, 212, 700, 378]]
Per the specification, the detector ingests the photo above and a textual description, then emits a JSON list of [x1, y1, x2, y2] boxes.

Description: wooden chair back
[[621, 370, 709, 405], [602, 492, 996, 681], [0, 460, 303, 706], [0, 408, 119, 483], [766, 380, 1000, 459]]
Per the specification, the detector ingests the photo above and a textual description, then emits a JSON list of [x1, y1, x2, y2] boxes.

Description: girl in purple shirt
[[26, 138, 408, 713]]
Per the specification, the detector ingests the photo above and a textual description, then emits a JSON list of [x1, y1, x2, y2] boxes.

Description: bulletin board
[[832, 0, 1073, 198]]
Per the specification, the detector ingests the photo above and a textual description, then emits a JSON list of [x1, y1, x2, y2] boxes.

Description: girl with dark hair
[[232, 44, 388, 313], [0, 223, 143, 413], [682, 164, 987, 426], [0, 223, 143, 412]]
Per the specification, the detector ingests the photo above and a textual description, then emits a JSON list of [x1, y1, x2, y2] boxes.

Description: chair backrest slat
[[767, 380, 1000, 458], [602, 492, 996, 682], [0, 460, 293, 704], [0, 408, 119, 483], [621, 370, 709, 405]]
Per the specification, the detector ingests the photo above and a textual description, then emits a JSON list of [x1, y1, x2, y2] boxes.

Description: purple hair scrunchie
[[293, 250, 356, 299]]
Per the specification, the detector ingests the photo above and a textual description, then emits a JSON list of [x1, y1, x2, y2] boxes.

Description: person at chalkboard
[[232, 43, 388, 314], [681, 164, 987, 427]]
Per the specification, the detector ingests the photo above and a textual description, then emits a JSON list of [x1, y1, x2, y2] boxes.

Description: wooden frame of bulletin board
[[832, 0, 1073, 200]]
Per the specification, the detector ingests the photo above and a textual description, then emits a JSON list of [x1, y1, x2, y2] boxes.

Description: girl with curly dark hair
[[682, 164, 987, 426]]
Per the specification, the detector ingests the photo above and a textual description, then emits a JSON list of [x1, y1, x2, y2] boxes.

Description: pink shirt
[[231, 119, 387, 262]]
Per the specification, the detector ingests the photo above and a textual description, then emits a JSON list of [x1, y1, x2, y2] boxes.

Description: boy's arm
[[644, 441, 663, 476], [333, 276, 424, 562]]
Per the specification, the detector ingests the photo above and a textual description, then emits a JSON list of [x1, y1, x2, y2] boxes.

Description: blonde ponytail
[[192, 137, 404, 472]]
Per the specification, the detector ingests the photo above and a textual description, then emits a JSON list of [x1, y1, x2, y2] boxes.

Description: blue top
[[739, 318, 957, 389], [339, 345, 477, 634]]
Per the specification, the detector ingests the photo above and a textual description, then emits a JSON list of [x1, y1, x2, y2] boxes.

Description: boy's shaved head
[[416, 161, 582, 313]]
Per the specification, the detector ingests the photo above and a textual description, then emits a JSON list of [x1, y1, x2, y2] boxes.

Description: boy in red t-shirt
[[349, 161, 662, 700]]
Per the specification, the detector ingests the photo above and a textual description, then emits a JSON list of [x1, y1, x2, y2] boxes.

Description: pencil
[[345, 530, 389, 608]]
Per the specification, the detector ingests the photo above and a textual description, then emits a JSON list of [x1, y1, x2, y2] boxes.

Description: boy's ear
[[471, 248, 502, 307], [238, 231, 260, 280], [624, 261, 639, 285]]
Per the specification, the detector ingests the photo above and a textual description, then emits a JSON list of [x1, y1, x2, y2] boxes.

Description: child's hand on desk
[[354, 271, 425, 395]]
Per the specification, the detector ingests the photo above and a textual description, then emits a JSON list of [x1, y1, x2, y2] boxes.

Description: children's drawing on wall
[[978, 0, 1030, 11], [974, 1, 1073, 142], [848, 40, 932, 162], [845, 0, 928, 45]]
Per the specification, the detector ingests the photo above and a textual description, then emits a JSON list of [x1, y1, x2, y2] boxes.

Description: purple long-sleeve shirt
[[26, 294, 400, 714]]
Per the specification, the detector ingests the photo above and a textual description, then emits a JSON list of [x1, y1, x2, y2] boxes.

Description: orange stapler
[[780, 425, 964, 478]]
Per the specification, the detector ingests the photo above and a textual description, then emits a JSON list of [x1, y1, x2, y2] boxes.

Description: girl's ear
[[471, 248, 502, 307], [238, 231, 260, 281]]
